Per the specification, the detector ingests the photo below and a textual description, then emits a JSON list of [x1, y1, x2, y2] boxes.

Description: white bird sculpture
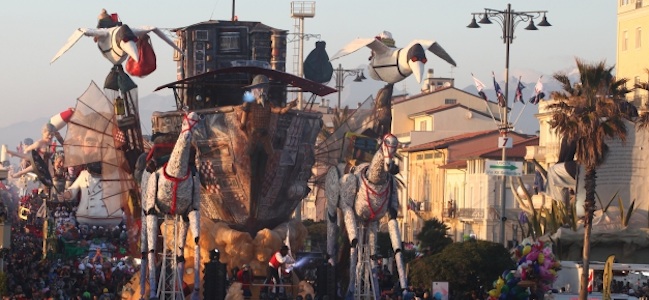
[[330, 31, 456, 84], [50, 9, 182, 65]]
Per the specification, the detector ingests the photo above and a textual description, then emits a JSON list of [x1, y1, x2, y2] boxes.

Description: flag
[[514, 77, 525, 104], [492, 73, 506, 107], [603, 255, 615, 300], [472, 74, 488, 101], [529, 76, 545, 104], [408, 198, 418, 211]]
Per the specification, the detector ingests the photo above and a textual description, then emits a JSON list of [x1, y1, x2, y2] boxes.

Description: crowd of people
[[0, 183, 137, 300]]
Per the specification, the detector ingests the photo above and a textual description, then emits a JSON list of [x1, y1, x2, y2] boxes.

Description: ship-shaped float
[[151, 20, 335, 234]]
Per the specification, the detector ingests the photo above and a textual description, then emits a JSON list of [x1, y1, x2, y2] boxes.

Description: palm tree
[[547, 58, 634, 300], [633, 68, 649, 128]]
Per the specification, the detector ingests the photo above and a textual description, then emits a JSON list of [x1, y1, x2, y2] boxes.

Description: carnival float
[[1, 7, 466, 300]]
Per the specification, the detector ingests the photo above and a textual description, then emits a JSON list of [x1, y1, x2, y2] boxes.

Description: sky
[[0, 0, 616, 130]]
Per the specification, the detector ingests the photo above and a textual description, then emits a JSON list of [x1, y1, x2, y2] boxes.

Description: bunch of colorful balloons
[[513, 238, 561, 293], [487, 238, 561, 300], [487, 271, 529, 300]]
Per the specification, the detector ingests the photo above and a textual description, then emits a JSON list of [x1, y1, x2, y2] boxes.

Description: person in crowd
[[264, 245, 292, 295], [237, 263, 253, 298]]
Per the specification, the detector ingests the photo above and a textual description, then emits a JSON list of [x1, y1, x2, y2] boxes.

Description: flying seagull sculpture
[[330, 31, 456, 84], [51, 9, 182, 65]]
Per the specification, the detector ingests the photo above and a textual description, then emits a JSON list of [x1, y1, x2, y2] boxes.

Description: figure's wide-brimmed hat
[[244, 75, 269, 89]]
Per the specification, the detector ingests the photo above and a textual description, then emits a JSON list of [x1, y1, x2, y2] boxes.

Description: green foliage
[[408, 240, 514, 299], [549, 58, 632, 299], [620, 199, 636, 227], [511, 178, 577, 238], [416, 218, 452, 254]]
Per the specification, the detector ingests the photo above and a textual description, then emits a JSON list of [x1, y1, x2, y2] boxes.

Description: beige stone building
[[392, 75, 539, 244], [617, 0, 649, 107]]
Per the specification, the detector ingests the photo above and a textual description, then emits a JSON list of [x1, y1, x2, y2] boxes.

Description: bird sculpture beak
[[410, 60, 425, 84], [121, 40, 139, 62]]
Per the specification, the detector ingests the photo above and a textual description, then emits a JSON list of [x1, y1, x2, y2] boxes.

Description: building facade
[[617, 0, 649, 107]]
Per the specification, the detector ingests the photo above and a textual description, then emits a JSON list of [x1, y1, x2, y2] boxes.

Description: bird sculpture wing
[[408, 39, 457, 67], [50, 28, 110, 64], [132, 26, 184, 55], [329, 38, 391, 61]]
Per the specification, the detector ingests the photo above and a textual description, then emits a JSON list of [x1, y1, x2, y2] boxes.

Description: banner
[[603, 255, 615, 300]]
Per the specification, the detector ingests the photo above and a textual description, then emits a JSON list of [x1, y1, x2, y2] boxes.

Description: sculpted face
[[381, 133, 399, 171]]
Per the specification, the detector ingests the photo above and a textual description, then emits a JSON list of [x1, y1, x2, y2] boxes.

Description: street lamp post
[[333, 63, 365, 109], [468, 3, 550, 246]]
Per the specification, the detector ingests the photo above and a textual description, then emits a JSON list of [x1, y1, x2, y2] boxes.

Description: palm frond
[[600, 190, 619, 212], [618, 196, 625, 223], [623, 199, 635, 227]]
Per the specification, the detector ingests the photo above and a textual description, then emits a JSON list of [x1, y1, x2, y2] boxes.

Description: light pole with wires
[[333, 63, 365, 109], [467, 3, 551, 246]]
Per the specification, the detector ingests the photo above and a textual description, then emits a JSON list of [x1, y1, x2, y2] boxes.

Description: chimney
[[422, 68, 434, 93]]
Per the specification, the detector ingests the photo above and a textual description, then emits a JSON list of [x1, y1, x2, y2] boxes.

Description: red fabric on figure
[[125, 34, 157, 77]]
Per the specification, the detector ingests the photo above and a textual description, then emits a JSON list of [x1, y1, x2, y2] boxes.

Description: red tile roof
[[407, 103, 496, 120], [401, 129, 498, 152], [392, 86, 501, 107], [439, 136, 539, 169]]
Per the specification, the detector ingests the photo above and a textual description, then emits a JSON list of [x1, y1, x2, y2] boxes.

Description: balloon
[[522, 245, 531, 255], [502, 270, 510, 279], [518, 211, 528, 223], [507, 279, 518, 287], [488, 289, 499, 298], [496, 278, 505, 289], [501, 285, 510, 295], [538, 253, 545, 264]]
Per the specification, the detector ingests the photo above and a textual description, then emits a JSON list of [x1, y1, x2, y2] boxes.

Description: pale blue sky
[[0, 1, 616, 128]]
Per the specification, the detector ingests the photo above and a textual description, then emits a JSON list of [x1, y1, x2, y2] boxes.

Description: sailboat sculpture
[[63, 81, 135, 227]]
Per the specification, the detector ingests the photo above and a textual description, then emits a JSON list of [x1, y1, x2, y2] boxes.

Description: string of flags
[[529, 76, 545, 105], [471, 73, 545, 105], [492, 72, 507, 107]]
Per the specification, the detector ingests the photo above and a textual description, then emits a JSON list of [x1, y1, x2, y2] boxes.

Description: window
[[637, 0, 643, 8], [194, 30, 209, 41], [194, 42, 206, 75], [219, 32, 241, 53], [623, 31, 629, 51], [636, 27, 642, 48], [445, 98, 457, 105], [419, 120, 427, 131]]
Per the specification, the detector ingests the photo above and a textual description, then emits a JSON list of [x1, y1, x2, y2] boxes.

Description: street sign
[[498, 136, 513, 149], [485, 160, 523, 176]]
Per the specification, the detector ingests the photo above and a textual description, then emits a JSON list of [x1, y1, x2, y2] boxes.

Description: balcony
[[457, 208, 485, 220]]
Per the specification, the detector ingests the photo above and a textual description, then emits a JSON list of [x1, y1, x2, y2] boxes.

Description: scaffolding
[[354, 226, 379, 300], [157, 215, 184, 300], [290, 1, 317, 110]]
